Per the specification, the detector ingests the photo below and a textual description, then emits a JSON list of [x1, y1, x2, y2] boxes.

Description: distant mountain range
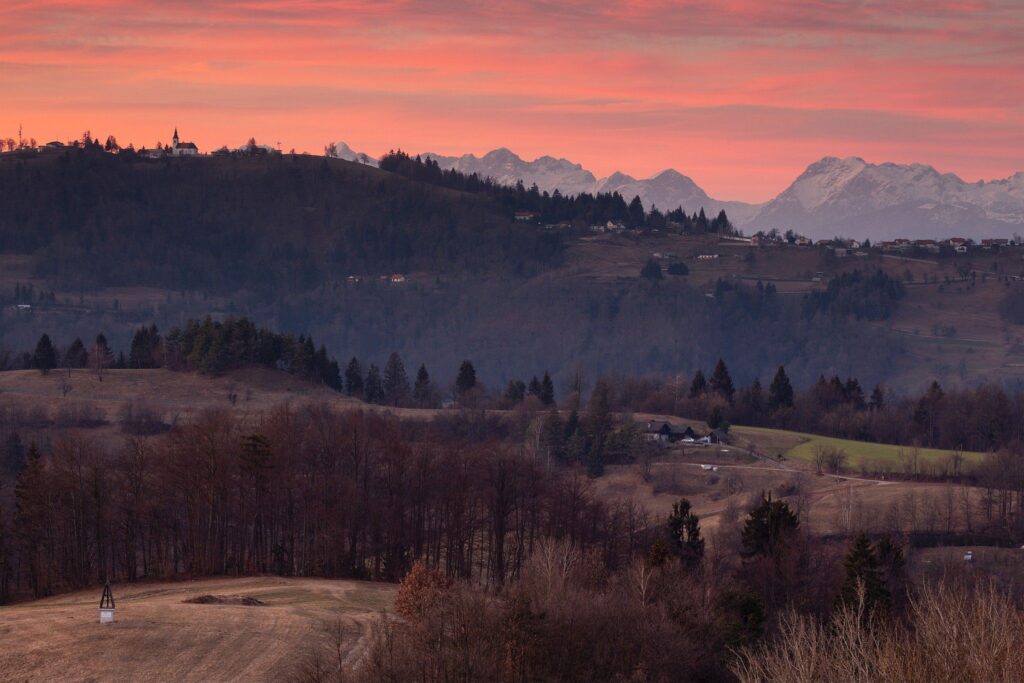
[[329, 142, 1024, 240]]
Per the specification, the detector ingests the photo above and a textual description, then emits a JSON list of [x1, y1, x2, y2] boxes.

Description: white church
[[169, 128, 199, 156]]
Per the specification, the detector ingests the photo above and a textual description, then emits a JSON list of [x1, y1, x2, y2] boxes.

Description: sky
[[1, 1, 1022, 202]]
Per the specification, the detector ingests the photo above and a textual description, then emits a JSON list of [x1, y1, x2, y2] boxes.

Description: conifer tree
[[689, 369, 708, 398], [869, 384, 885, 411], [64, 338, 88, 369], [455, 360, 477, 396], [768, 365, 794, 410], [413, 364, 434, 407], [741, 493, 799, 558], [382, 352, 410, 406], [710, 358, 735, 404], [837, 532, 890, 619], [364, 364, 383, 404], [666, 498, 704, 568], [32, 334, 57, 374], [539, 371, 555, 406], [345, 357, 364, 396], [504, 379, 526, 405]]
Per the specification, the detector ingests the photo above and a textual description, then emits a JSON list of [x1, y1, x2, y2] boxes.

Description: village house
[[642, 421, 697, 444], [514, 211, 537, 222]]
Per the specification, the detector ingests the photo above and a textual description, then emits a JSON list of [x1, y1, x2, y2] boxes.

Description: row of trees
[[377, 150, 734, 234], [296, 488, 919, 683], [0, 406, 657, 602]]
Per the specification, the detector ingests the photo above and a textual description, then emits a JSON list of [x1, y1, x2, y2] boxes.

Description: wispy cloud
[[0, 0, 1021, 200]]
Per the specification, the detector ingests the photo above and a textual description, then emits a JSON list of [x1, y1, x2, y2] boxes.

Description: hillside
[[4, 148, 1024, 392], [0, 147, 564, 293], [0, 576, 394, 683]]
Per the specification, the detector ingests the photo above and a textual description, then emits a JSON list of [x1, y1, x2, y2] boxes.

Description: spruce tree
[[382, 352, 410, 406], [666, 498, 704, 568], [869, 384, 885, 411], [768, 366, 794, 410], [345, 357, 363, 396], [364, 364, 383, 404], [741, 493, 799, 558], [837, 532, 890, 619], [539, 371, 555, 406], [455, 360, 477, 396], [689, 370, 708, 398], [504, 379, 526, 405], [32, 334, 57, 374], [413, 364, 434, 407], [64, 338, 88, 368], [710, 358, 735, 404]]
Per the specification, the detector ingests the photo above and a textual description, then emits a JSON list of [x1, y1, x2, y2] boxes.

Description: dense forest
[[0, 146, 564, 292], [378, 150, 735, 233], [0, 143, 928, 391]]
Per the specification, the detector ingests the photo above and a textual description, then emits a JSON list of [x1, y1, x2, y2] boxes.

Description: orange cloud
[[0, 0, 1021, 200]]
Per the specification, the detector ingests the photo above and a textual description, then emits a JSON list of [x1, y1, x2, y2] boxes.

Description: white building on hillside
[[170, 128, 199, 156]]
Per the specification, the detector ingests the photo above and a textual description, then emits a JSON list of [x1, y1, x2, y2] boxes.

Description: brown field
[[0, 367, 364, 447], [596, 459, 983, 537], [0, 576, 395, 683]]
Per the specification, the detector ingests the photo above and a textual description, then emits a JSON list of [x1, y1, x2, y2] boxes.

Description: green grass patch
[[732, 425, 987, 468]]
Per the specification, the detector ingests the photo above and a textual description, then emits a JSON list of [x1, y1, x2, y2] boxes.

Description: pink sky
[[1, 0, 1022, 201]]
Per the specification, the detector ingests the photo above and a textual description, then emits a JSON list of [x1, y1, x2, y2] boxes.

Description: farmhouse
[[642, 421, 696, 443], [514, 211, 537, 222]]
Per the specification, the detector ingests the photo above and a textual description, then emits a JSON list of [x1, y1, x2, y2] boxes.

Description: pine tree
[[539, 371, 555, 406], [745, 378, 764, 418], [710, 358, 735, 404], [741, 493, 799, 558], [504, 379, 526, 405], [768, 365, 793, 410], [344, 357, 363, 396], [837, 532, 890, 619], [666, 498, 704, 568], [64, 338, 88, 368], [527, 376, 542, 398], [455, 360, 477, 396], [364, 364, 383, 404], [413, 364, 434, 407], [32, 334, 57, 374], [689, 370, 707, 398], [627, 195, 645, 227], [382, 352, 410, 406], [869, 384, 885, 411]]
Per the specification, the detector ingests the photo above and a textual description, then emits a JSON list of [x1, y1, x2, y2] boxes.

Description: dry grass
[[0, 576, 395, 683], [732, 581, 1024, 683]]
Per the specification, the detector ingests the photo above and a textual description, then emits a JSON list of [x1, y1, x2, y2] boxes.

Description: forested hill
[[0, 147, 565, 292]]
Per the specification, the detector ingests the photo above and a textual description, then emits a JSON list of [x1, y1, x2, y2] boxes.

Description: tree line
[[0, 406, 651, 603], [379, 150, 734, 233]]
